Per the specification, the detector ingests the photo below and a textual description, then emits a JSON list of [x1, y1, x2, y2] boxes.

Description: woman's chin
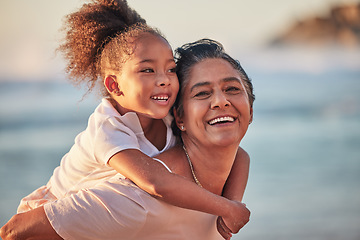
[[208, 136, 241, 148]]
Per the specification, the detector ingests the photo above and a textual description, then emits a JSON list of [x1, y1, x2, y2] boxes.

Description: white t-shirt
[[45, 160, 222, 240], [47, 98, 176, 198]]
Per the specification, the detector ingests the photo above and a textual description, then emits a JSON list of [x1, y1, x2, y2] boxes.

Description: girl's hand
[[220, 201, 250, 236]]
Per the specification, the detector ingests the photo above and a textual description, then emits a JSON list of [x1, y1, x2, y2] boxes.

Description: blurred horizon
[[1, 0, 360, 82]]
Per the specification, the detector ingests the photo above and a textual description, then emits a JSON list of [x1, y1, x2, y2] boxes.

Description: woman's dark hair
[[172, 38, 255, 137], [58, 0, 165, 96]]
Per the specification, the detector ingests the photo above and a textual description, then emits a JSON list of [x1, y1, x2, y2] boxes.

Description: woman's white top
[[45, 159, 222, 240]]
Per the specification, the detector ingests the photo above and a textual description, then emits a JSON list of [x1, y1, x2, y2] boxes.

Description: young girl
[[17, 0, 250, 237]]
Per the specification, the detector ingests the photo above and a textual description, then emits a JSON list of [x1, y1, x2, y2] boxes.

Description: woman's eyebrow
[[222, 77, 242, 83], [190, 82, 211, 92], [190, 77, 242, 92]]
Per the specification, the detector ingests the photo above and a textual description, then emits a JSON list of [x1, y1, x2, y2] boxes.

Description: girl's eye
[[141, 68, 154, 73], [168, 67, 176, 73]]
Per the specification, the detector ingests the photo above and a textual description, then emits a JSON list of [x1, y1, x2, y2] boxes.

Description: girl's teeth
[[152, 96, 169, 101]]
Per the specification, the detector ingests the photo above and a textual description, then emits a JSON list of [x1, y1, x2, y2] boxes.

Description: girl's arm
[[108, 149, 247, 224]]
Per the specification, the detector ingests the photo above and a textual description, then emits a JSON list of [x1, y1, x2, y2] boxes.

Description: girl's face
[[179, 58, 253, 147], [115, 33, 179, 119]]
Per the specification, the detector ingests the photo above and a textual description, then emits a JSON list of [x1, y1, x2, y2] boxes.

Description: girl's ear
[[104, 75, 121, 95], [173, 108, 185, 131]]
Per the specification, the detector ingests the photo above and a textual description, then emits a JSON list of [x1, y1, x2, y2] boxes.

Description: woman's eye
[[141, 68, 154, 73], [194, 91, 211, 98], [225, 86, 241, 93]]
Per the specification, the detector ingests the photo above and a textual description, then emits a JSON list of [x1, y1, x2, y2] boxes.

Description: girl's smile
[[150, 93, 172, 106], [112, 33, 179, 119]]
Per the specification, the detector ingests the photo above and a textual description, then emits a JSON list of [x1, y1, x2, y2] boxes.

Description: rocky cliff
[[270, 3, 360, 48]]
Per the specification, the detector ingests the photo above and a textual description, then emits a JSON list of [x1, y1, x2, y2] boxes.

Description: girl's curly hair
[[58, 0, 164, 96]]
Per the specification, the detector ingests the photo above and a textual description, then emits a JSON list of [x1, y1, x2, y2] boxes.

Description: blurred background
[[1, 0, 359, 239]]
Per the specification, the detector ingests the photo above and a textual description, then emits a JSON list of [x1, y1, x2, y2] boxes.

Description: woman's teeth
[[208, 116, 235, 125]]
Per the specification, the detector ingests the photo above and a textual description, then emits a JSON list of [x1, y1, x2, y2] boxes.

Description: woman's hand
[[217, 216, 233, 240], [217, 201, 250, 239], [0, 206, 62, 240]]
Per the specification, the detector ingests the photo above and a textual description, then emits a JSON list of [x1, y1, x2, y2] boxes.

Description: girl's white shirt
[[49, 98, 176, 198], [21, 97, 221, 239]]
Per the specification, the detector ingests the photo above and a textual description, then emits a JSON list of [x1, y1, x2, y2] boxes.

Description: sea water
[[0, 70, 359, 239], [238, 70, 360, 240]]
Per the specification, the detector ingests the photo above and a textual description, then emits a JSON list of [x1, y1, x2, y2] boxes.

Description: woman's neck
[[182, 138, 239, 195]]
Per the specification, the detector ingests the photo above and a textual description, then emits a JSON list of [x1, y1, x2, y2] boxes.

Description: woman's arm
[[0, 207, 62, 240], [222, 147, 250, 201], [218, 147, 251, 235], [109, 149, 244, 222]]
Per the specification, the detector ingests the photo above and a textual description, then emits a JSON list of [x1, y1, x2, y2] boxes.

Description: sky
[[0, 0, 359, 81]]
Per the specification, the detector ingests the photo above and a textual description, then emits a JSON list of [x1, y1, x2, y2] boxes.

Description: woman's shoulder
[[236, 146, 250, 162], [155, 145, 186, 175]]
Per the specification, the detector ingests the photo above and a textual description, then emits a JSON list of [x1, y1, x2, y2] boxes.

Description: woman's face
[[178, 58, 252, 147]]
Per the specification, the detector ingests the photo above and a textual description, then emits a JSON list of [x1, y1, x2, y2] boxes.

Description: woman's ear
[[249, 107, 253, 124], [173, 108, 185, 131], [104, 75, 121, 96]]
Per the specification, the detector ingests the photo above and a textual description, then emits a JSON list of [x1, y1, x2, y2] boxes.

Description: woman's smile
[[180, 58, 252, 147], [208, 115, 236, 125]]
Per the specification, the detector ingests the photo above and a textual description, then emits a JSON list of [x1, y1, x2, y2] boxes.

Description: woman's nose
[[211, 91, 230, 109]]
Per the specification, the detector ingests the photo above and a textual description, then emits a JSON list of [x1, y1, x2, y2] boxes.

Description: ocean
[[0, 68, 359, 239]]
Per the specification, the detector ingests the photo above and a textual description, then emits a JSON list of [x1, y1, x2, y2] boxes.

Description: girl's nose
[[156, 72, 171, 87]]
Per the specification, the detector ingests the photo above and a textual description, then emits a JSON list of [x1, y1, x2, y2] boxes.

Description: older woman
[[0, 39, 254, 240]]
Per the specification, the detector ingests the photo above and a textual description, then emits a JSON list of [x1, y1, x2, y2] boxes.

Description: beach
[[1, 67, 359, 239]]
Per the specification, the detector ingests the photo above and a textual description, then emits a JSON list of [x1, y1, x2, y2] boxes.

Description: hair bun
[[59, 0, 146, 90]]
